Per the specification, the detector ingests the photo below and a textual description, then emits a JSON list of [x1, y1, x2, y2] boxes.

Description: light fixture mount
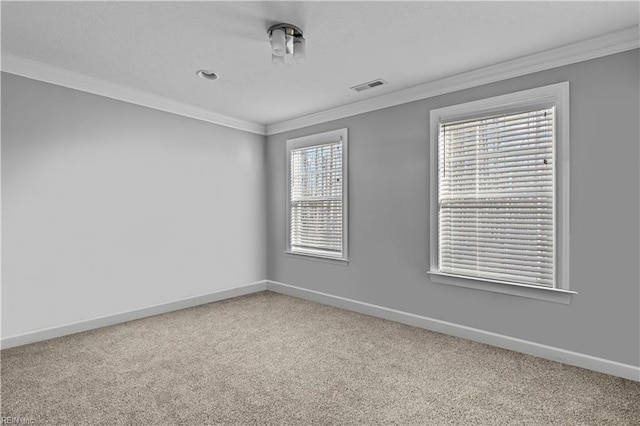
[[268, 23, 305, 65]]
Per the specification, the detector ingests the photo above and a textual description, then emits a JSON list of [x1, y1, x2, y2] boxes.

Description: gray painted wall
[[266, 50, 640, 366], [2, 73, 266, 338]]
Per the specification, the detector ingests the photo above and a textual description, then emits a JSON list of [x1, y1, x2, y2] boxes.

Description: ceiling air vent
[[350, 79, 388, 92]]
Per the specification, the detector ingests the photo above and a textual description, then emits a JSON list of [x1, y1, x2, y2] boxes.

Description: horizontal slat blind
[[438, 108, 555, 287], [290, 141, 343, 257]]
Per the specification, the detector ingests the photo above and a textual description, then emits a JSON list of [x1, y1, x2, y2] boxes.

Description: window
[[286, 128, 348, 262], [429, 83, 574, 303]]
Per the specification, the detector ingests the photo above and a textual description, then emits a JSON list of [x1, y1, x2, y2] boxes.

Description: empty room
[[1, 1, 639, 424]]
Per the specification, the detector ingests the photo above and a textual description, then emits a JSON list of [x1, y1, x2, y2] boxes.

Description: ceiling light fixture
[[268, 23, 305, 66], [196, 70, 219, 80]]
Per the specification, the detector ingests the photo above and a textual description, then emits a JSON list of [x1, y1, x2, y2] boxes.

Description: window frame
[[428, 83, 574, 304], [285, 128, 349, 263]]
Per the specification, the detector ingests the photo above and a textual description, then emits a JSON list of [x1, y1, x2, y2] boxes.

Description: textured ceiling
[[2, 1, 639, 125]]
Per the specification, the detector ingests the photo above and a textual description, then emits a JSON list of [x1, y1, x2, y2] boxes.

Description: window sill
[[284, 251, 349, 265], [427, 271, 576, 304]]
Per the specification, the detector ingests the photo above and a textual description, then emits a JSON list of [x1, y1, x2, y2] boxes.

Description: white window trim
[[428, 82, 573, 304], [285, 128, 349, 263]]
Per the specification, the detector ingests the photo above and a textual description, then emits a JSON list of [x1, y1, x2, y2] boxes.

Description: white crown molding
[[1, 54, 267, 136], [266, 280, 640, 381], [3, 26, 637, 138], [266, 26, 640, 136]]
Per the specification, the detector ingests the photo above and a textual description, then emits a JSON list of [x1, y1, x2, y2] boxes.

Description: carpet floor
[[2, 291, 639, 425]]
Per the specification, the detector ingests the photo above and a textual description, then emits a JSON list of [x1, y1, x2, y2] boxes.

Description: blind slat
[[445, 135, 552, 155]]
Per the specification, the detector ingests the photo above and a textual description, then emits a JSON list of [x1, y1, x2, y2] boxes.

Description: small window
[[429, 83, 573, 302], [286, 128, 348, 262]]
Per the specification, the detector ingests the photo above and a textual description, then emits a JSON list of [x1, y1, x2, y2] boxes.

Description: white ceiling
[[2, 1, 639, 127]]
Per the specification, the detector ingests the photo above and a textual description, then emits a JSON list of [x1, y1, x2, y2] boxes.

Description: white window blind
[[290, 141, 343, 258], [438, 107, 555, 287]]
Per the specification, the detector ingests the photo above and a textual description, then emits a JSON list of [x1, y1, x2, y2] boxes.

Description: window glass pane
[[290, 142, 343, 257], [438, 108, 555, 287]]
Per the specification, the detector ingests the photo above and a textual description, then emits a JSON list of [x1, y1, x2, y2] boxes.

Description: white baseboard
[[5, 279, 637, 382], [266, 280, 639, 382], [1, 280, 267, 350]]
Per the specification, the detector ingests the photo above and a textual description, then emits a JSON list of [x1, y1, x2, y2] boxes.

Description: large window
[[286, 128, 348, 261], [429, 83, 573, 303]]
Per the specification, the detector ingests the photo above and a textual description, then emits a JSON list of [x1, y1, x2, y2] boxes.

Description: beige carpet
[[2, 291, 639, 425]]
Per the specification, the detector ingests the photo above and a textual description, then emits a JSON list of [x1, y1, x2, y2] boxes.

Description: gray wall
[[2, 73, 266, 338], [266, 50, 640, 366]]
